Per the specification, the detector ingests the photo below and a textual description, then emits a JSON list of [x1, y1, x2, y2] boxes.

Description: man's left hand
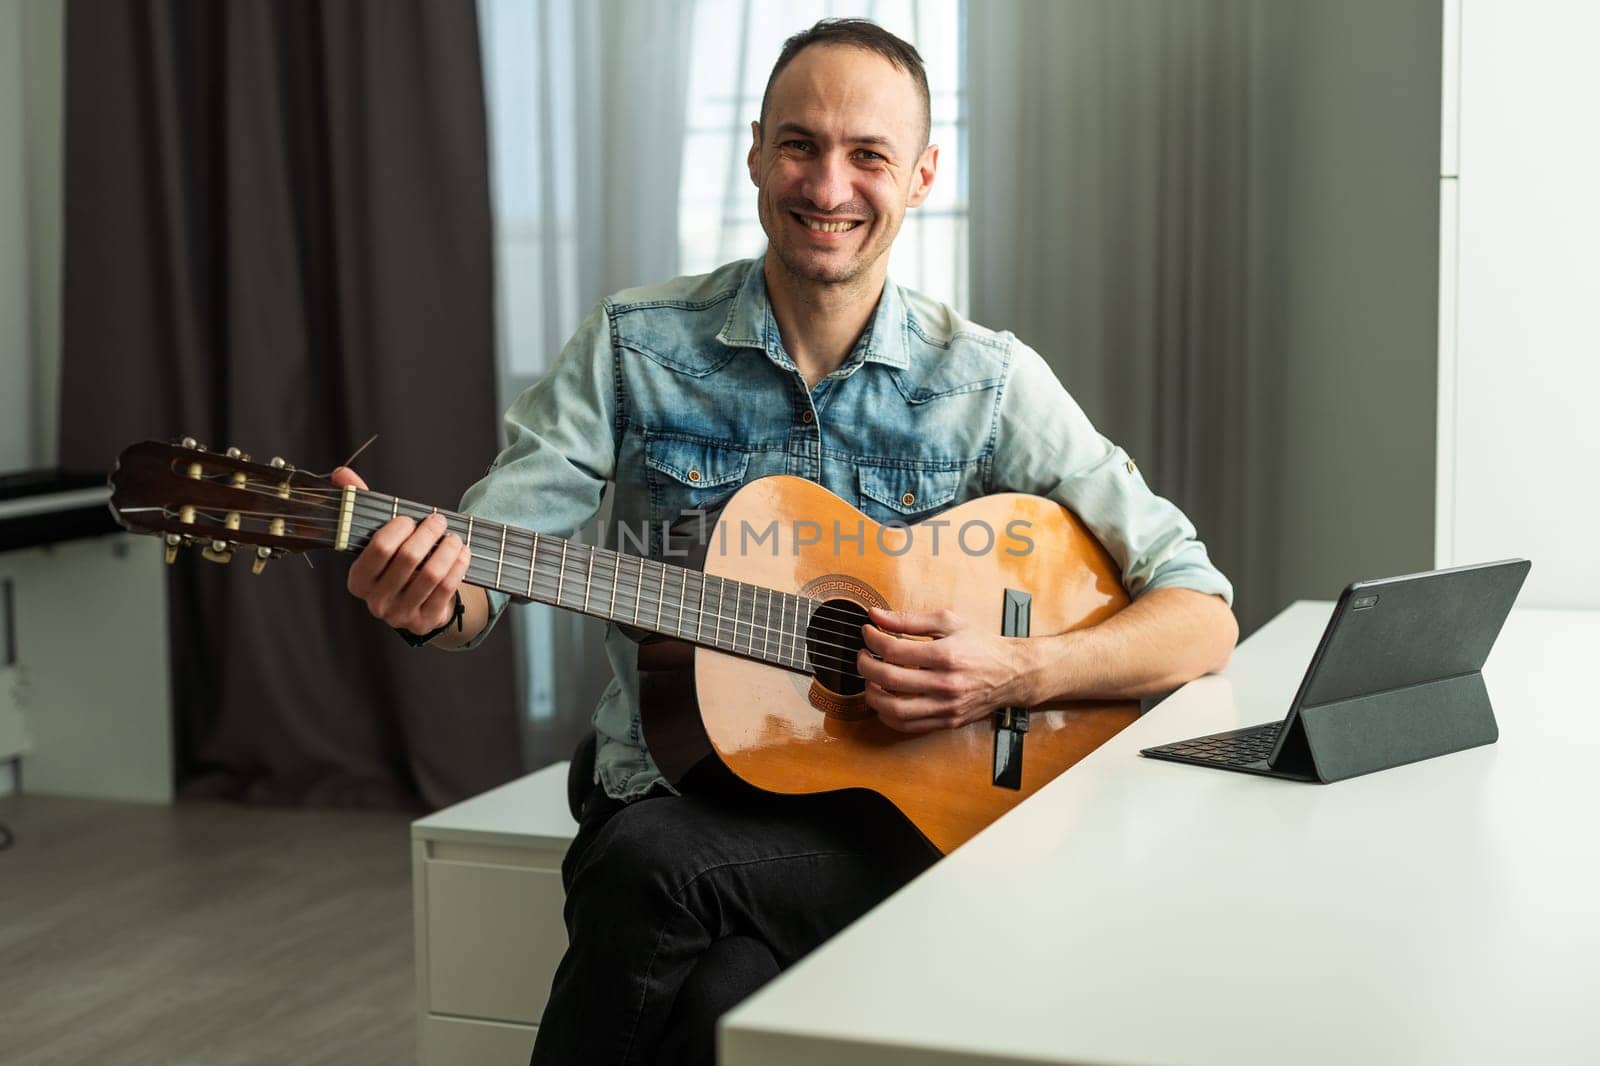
[[857, 606, 1030, 733]]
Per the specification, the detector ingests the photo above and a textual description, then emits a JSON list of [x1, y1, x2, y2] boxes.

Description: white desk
[[722, 602, 1600, 1065]]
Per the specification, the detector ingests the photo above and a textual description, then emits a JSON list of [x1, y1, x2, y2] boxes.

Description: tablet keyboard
[[1146, 722, 1282, 766]]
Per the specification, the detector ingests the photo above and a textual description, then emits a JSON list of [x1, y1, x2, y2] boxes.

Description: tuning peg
[[201, 539, 233, 564], [181, 436, 198, 450], [164, 533, 182, 564], [251, 546, 272, 575], [225, 447, 242, 459], [270, 457, 289, 470]]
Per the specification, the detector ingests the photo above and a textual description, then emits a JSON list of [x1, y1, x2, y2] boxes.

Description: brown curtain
[[58, 0, 521, 809]]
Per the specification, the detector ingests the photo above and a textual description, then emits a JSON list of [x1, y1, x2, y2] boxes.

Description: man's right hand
[[334, 466, 475, 638]]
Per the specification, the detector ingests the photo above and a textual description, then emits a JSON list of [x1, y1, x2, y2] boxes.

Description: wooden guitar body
[[104, 440, 1138, 856], [647, 475, 1139, 855]]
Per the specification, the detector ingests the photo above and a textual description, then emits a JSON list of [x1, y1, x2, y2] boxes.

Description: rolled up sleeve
[[450, 303, 618, 648], [988, 339, 1233, 606]]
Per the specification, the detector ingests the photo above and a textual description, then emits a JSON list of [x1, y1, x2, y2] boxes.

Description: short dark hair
[[759, 18, 931, 148]]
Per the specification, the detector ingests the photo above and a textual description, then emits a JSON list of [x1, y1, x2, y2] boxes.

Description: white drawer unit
[[412, 761, 578, 1066]]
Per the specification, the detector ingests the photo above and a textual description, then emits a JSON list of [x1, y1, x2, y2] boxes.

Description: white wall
[[1443, 0, 1600, 607], [0, 0, 64, 473]]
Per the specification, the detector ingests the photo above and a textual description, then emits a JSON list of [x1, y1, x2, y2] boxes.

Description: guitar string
[[339, 512, 878, 678], [171, 483, 892, 670], [324, 488, 889, 647], [165, 487, 886, 668], [168, 493, 892, 683], [168, 495, 876, 672], [170, 501, 867, 681], [367, 522, 873, 678], [165, 503, 874, 677], [338, 508, 882, 659], [200, 478, 884, 649]]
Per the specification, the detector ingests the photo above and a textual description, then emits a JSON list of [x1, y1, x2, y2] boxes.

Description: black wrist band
[[396, 590, 465, 648]]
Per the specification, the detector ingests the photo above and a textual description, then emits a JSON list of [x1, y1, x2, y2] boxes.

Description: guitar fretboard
[[341, 489, 819, 673]]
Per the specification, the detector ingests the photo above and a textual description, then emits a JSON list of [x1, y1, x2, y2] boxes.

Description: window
[[678, 0, 967, 311]]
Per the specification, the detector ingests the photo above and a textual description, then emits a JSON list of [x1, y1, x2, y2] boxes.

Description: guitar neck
[[338, 488, 814, 672]]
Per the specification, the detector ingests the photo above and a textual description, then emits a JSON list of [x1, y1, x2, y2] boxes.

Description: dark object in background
[[0, 470, 114, 553]]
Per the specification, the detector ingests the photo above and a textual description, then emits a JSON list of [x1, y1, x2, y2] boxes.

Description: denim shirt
[[458, 258, 1232, 801]]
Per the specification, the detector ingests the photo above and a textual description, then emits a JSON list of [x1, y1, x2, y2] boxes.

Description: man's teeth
[[801, 217, 860, 233]]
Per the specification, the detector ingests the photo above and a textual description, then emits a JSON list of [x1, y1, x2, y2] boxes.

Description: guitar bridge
[[993, 589, 1031, 790]]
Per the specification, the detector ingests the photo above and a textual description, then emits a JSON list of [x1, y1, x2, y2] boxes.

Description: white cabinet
[[412, 761, 578, 1066], [0, 534, 171, 801]]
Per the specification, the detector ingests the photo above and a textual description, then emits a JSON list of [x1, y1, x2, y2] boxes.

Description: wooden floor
[[0, 794, 417, 1065]]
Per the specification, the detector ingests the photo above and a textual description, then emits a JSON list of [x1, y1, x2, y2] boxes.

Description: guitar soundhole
[[807, 599, 869, 696]]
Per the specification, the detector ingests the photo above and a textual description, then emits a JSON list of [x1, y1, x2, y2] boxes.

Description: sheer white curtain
[[479, 0, 695, 743], [479, 0, 695, 388], [480, 0, 965, 744], [969, 0, 1282, 633]]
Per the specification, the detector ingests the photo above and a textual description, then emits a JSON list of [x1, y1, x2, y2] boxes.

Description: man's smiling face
[[748, 44, 937, 290]]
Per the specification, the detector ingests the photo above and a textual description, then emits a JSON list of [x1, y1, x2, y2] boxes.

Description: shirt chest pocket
[[856, 463, 964, 526], [644, 434, 752, 530]]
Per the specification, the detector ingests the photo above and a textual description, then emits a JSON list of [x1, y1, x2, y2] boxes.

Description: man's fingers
[[376, 515, 450, 602], [866, 684, 957, 733], [857, 648, 952, 696], [330, 465, 368, 490], [860, 623, 946, 668], [394, 533, 465, 621], [413, 549, 473, 633], [347, 517, 418, 598], [867, 605, 958, 638]]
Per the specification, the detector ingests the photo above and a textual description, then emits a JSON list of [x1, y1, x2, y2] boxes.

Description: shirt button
[[687, 468, 702, 483], [801, 410, 814, 425], [901, 491, 916, 507]]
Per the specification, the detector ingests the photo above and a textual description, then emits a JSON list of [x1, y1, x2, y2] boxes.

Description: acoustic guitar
[[108, 438, 1138, 853]]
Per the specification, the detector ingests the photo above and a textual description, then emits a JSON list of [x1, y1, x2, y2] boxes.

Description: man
[[339, 19, 1236, 1065]]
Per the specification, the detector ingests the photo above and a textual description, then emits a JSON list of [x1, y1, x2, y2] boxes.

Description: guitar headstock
[[109, 438, 343, 573]]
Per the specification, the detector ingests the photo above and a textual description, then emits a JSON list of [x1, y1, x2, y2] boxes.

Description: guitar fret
[[391, 496, 399, 520], [732, 583, 744, 653], [794, 596, 805, 669], [696, 574, 707, 642], [584, 549, 595, 611], [608, 552, 618, 619], [466, 515, 474, 549], [776, 591, 788, 667], [752, 586, 761, 658], [793, 599, 807, 671], [655, 561, 666, 632], [747, 586, 758, 657], [527, 533, 538, 598], [755, 585, 768, 659], [633, 555, 643, 623], [495, 524, 507, 587], [556, 541, 567, 608], [675, 568, 686, 640], [716, 579, 727, 651], [798, 597, 809, 670]]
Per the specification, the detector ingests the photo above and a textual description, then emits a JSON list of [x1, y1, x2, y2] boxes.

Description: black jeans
[[529, 760, 937, 1066]]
